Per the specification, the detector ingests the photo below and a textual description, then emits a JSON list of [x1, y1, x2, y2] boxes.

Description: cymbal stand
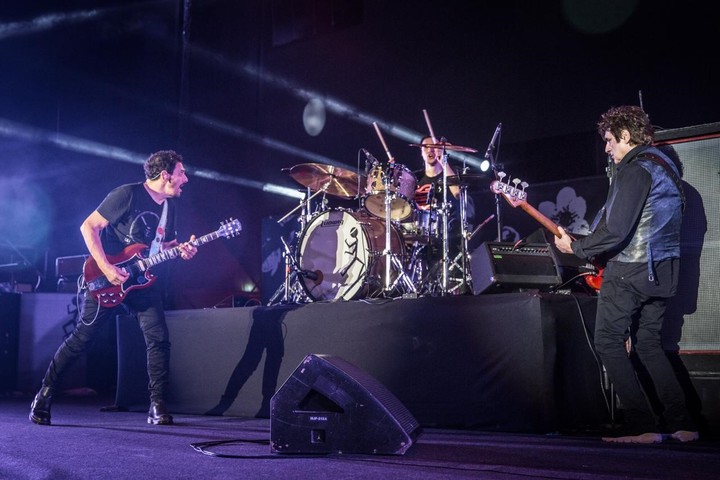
[[439, 144, 450, 295], [276, 185, 327, 227], [447, 183, 471, 292], [381, 166, 416, 295], [267, 236, 309, 305]]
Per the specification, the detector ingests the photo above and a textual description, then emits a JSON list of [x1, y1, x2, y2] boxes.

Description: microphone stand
[[484, 124, 503, 241]]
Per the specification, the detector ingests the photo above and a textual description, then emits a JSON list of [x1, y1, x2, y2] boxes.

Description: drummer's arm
[[443, 162, 460, 198]]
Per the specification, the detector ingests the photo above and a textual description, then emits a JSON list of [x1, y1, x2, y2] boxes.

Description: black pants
[[594, 273, 694, 434], [42, 287, 170, 403]]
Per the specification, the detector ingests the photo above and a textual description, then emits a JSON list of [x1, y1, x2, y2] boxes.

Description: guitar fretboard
[[142, 231, 221, 269]]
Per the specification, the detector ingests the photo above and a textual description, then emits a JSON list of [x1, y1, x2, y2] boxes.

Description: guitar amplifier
[[55, 255, 89, 278], [469, 242, 562, 295]]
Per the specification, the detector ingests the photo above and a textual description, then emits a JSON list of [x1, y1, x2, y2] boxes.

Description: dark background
[[1, 0, 718, 307]]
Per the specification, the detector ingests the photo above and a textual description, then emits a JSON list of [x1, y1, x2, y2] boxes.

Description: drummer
[[414, 135, 474, 240]]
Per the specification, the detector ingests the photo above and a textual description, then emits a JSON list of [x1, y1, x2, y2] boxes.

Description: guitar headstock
[[490, 173, 529, 208], [219, 218, 243, 238]]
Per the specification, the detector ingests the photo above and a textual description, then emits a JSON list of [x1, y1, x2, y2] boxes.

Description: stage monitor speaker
[[470, 242, 562, 295], [270, 354, 421, 455]]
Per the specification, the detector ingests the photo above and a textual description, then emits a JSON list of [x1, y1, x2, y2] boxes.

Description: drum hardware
[[267, 236, 311, 306], [380, 171, 417, 295], [276, 186, 326, 230], [444, 174, 493, 293], [369, 121, 417, 296]]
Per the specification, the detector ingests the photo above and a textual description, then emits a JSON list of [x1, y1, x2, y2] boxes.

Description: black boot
[[147, 400, 173, 425], [29, 386, 54, 426]]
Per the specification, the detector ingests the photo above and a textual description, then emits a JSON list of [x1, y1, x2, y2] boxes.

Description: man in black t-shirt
[[408, 136, 474, 293], [30, 150, 198, 426]]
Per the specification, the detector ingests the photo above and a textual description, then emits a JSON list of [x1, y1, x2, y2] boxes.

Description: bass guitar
[[490, 178, 603, 291], [83, 218, 242, 307]]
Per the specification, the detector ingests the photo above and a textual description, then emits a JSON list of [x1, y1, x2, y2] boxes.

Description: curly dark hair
[[597, 105, 654, 146], [143, 150, 184, 180]]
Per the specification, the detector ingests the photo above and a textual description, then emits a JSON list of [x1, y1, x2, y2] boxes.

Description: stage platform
[[115, 292, 611, 433]]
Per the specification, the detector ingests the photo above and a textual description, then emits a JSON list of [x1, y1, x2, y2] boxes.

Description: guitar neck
[[518, 202, 561, 238], [142, 231, 222, 269]]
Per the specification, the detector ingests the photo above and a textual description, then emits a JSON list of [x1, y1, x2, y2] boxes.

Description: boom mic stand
[[484, 123, 503, 241]]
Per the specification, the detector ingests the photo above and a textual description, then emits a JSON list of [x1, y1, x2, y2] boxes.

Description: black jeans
[[594, 273, 694, 434], [42, 286, 170, 403]]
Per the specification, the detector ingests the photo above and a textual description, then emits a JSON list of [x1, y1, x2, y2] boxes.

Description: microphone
[[361, 148, 379, 165], [484, 123, 502, 160], [361, 148, 379, 174]]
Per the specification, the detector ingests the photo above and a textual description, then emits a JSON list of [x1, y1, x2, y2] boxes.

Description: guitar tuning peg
[[520, 181, 529, 190], [512, 178, 521, 187], [497, 171, 506, 181]]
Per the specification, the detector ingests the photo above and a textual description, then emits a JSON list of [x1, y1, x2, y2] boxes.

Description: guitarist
[[29, 150, 198, 427], [555, 106, 697, 444]]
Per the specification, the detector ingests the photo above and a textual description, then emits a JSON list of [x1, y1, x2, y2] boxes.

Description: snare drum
[[400, 207, 440, 244], [297, 209, 405, 301], [363, 164, 417, 221]]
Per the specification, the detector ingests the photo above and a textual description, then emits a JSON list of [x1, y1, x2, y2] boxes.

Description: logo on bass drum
[[320, 219, 343, 227]]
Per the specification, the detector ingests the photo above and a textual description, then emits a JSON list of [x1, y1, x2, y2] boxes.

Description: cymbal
[[408, 142, 478, 153], [445, 174, 488, 189], [286, 163, 364, 198]]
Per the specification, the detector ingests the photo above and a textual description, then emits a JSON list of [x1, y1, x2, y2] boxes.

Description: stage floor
[[2, 394, 719, 480]]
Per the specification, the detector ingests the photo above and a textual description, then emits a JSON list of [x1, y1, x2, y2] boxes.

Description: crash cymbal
[[408, 142, 478, 153], [445, 174, 488, 189], [287, 163, 364, 198]]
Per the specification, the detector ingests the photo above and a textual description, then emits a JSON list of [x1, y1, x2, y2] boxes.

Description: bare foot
[[671, 430, 699, 442], [602, 432, 663, 444]]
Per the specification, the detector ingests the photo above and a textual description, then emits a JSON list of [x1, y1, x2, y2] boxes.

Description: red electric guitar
[[490, 179, 603, 291], [83, 218, 242, 307]]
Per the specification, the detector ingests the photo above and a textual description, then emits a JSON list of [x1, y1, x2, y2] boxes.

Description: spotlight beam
[[193, 44, 485, 170], [0, 117, 303, 199]]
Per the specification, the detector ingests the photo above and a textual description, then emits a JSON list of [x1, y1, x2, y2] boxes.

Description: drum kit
[[267, 141, 489, 305]]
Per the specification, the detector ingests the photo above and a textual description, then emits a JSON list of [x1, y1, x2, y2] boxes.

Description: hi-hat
[[408, 142, 478, 153], [445, 174, 488, 190], [286, 163, 364, 198]]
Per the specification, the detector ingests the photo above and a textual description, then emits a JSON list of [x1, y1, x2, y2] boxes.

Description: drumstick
[[422, 109, 438, 143], [372, 121, 395, 164]]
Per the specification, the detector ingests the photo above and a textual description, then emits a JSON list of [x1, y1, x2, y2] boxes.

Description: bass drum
[[297, 209, 404, 301]]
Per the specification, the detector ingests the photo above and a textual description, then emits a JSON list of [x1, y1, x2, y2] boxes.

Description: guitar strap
[[149, 200, 168, 256]]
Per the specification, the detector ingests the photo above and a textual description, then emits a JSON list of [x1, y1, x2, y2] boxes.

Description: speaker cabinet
[[0, 292, 21, 392], [270, 354, 421, 455], [470, 242, 562, 295], [655, 123, 720, 352]]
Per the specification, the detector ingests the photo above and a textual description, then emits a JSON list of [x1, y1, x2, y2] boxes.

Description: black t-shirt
[[415, 172, 474, 224], [96, 183, 178, 256]]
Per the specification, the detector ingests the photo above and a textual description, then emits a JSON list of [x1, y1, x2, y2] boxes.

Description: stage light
[[303, 98, 326, 136]]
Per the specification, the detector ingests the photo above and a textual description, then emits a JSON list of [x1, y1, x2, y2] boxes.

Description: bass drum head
[[297, 209, 402, 301]]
